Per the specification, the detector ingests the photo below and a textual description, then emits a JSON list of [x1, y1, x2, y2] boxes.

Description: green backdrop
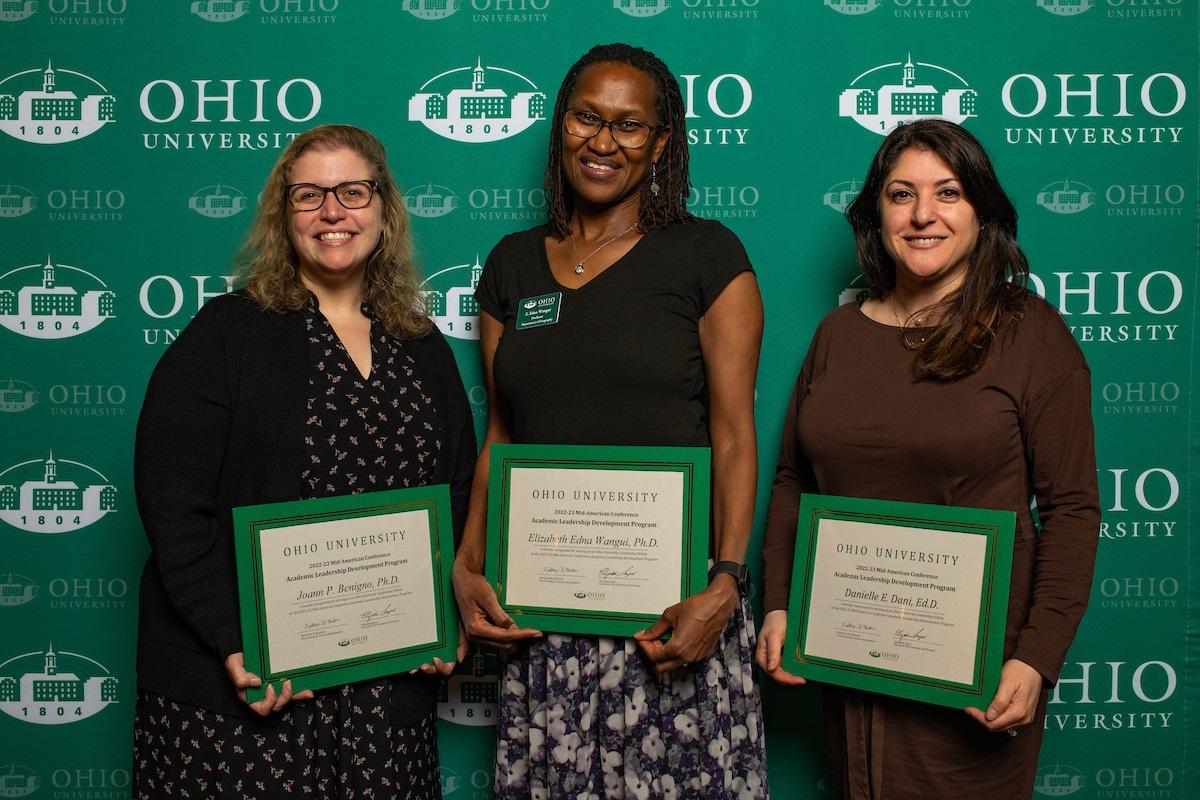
[[0, 2, 1195, 798]]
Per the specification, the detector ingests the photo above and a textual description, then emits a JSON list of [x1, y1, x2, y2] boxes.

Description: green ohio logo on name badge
[[188, 184, 249, 219], [515, 292, 561, 330], [405, 182, 459, 218], [0, 644, 118, 725], [0, 453, 117, 535], [1036, 180, 1096, 215], [0, 764, 40, 796], [409, 58, 546, 143], [840, 55, 976, 136], [0, 61, 115, 145], [420, 256, 482, 341], [0, 184, 37, 218], [0, 258, 115, 339]]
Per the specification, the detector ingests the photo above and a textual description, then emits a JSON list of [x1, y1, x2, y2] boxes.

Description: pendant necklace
[[890, 294, 931, 351], [569, 222, 639, 275]]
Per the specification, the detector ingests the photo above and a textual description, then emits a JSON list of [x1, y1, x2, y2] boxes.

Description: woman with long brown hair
[[756, 119, 1100, 799]]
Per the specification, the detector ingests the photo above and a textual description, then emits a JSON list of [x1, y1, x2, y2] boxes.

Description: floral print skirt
[[133, 680, 439, 799], [495, 592, 769, 799]]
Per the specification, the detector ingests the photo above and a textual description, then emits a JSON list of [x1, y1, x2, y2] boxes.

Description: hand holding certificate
[[233, 486, 459, 702], [782, 494, 1014, 708], [486, 444, 711, 637]]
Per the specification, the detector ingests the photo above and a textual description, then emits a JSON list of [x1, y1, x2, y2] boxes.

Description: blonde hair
[[236, 124, 431, 339]]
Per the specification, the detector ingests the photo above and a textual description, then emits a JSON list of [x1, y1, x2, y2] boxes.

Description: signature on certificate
[[840, 622, 876, 632], [893, 627, 929, 643], [361, 604, 397, 623], [599, 566, 639, 578]]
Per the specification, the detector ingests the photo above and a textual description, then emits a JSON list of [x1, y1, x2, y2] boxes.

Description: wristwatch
[[708, 560, 749, 591]]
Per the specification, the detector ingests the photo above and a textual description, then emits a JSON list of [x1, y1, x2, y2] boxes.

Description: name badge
[[514, 292, 562, 330]]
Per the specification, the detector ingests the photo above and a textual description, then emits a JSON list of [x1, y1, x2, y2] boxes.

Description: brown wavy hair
[[237, 124, 431, 339], [846, 120, 1029, 381], [545, 43, 695, 239]]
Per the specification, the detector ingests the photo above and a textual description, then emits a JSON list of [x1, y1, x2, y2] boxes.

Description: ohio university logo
[[825, 0, 882, 13], [437, 649, 500, 727], [0, 644, 118, 725], [613, 0, 670, 16], [0, 452, 116, 535], [189, 184, 248, 218], [0, 574, 38, 608], [0, 378, 38, 412], [1034, 763, 1085, 796], [840, 55, 977, 136], [420, 257, 482, 341], [404, 0, 463, 19], [1037, 0, 1093, 15], [0, 1, 36, 22], [409, 58, 546, 143], [0, 184, 36, 218], [191, 0, 252, 22], [823, 180, 862, 213], [1036, 180, 1096, 214], [0, 764, 39, 796], [0, 61, 114, 145], [405, 182, 459, 218], [0, 258, 115, 340]]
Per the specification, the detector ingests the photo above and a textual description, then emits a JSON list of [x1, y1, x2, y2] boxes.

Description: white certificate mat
[[502, 466, 685, 614], [257, 509, 437, 673], [805, 518, 987, 685]]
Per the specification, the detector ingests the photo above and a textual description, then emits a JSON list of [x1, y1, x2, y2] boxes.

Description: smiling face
[[561, 61, 669, 215], [286, 146, 383, 291], [880, 146, 981, 298]]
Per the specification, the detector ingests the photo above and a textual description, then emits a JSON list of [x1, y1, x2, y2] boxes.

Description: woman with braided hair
[[451, 43, 770, 799]]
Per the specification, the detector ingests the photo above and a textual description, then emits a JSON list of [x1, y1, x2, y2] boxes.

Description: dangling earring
[[650, 160, 660, 197]]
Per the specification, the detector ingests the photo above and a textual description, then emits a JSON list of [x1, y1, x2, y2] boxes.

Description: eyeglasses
[[564, 109, 659, 149], [285, 180, 378, 211]]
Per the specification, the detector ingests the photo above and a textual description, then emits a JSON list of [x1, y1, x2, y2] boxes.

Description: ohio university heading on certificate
[[836, 542, 961, 567], [530, 489, 661, 504]]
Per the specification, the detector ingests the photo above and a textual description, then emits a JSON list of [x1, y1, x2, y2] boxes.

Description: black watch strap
[[708, 560, 749, 590]]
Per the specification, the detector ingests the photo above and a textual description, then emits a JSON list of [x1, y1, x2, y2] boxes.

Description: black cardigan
[[134, 292, 476, 718]]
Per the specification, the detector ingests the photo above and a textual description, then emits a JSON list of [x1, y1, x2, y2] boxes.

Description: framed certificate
[[783, 494, 1014, 708], [486, 444, 710, 636], [233, 486, 458, 702]]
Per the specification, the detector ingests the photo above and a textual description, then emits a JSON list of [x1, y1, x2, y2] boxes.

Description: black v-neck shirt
[[476, 220, 752, 447]]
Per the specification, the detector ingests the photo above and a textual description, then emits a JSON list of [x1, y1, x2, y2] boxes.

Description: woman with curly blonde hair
[[133, 124, 476, 799], [239, 123, 431, 339]]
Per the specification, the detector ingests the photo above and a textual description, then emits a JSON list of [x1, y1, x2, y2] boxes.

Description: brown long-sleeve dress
[[761, 297, 1100, 800]]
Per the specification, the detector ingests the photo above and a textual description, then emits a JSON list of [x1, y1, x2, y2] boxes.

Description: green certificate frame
[[783, 494, 1014, 709], [486, 444, 711, 637], [233, 486, 458, 702]]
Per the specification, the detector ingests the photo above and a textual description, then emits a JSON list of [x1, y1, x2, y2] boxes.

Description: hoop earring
[[649, 160, 660, 197]]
